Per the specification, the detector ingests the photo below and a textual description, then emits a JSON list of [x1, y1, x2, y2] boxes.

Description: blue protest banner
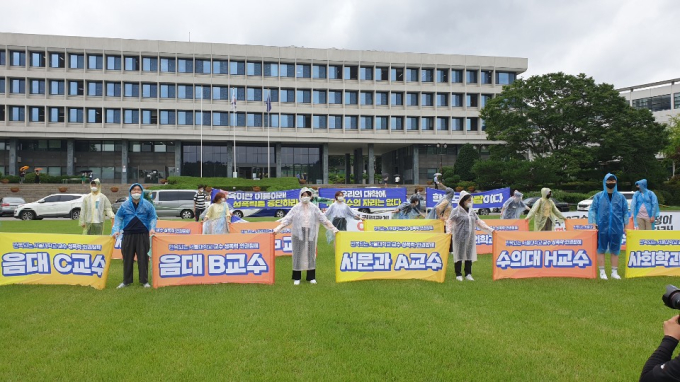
[[426, 187, 511, 209], [318, 188, 407, 209]]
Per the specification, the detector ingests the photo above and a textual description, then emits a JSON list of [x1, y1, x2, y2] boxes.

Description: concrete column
[[367, 144, 375, 185], [275, 143, 282, 177], [174, 143, 182, 177], [355, 148, 363, 184], [322, 143, 329, 184], [8, 138, 17, 176], [412, 145, 420, 185], [121, 139, 128, 184], [66, 139, 74, 176], [344, 153, 351, 184], [227, 143, 234, 177]]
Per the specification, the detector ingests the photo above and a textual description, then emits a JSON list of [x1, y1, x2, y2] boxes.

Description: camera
[[663, 285, 680, 310]]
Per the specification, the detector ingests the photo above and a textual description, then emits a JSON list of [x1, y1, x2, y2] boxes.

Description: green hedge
[[153, 176, 302, 191]]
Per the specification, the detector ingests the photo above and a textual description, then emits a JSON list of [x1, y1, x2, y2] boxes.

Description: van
[[149, 190, 198, 219]]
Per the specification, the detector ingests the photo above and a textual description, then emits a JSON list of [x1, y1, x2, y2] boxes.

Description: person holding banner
[[448, 191, 495, 281], [525, 188, 565, 231], [427, 187, 455, 222], [324, 191, 362, 232], [501, 190, 529, 220], [632, 179, 660, 231], [79, 178, 115, 235], [589, 173, 629, 280], [112, 183, 157, 288], [202, 192, 232, 235], [273, 187, 339, 285], [393, 195, 425, 219]]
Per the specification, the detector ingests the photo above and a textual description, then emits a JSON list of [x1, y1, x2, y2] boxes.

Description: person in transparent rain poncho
[[274, 188, 339, 285], [427, 187, 455, 222], [448, 191, 495, 281], [501, 190, 530, 220], [525, 188, 565, 231], [202, 192, 232, 235], [324, 191, 363, 243], [392, 195, 425, 219], [79, 178, 115, 235]]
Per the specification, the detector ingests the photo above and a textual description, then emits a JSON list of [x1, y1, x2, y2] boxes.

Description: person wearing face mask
[[632, 179, 660, 231], [324, 191, 362, 242], [193, 184, 208, 223], [273, 188, 339, 285], [589, 173, 629, 280], [202, 192, 231, 235], [412, 188, 425, 213], [427, 187, 455, 223], [448, 191, 494, 281], [525, 188, 566, 231], [393, 195, 425, 219], [501, 190, 530, 220], [112, 183, 158, 288], [79, 179, 115, 235]]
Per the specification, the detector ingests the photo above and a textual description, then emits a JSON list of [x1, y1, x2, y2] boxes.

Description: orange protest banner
[[492, 230, 598, 280], [564, 219, 596, 231], [151, 233, 275, 288], [112, 220, 202, 259], [564, 218, 633, 251], [475, 219, 529, 254], [233, 222, 292, 257]]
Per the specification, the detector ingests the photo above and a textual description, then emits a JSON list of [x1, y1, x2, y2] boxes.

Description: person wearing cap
[[392, 195, 425, 219], [632, 179, 660, 231], [79, 179, 115, 235], [501, 190, 530, 220], [273, 187, 338, 285], [589, 173, 629, 280], [448, 191, 494, 281]]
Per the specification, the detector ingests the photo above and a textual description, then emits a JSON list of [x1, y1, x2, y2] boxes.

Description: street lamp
[[436, 143, 448, 172]]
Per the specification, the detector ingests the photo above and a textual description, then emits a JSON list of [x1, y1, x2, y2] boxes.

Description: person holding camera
[[640, 315, 680, 381]]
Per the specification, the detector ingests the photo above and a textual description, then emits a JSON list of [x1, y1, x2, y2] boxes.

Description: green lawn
[[0, 218, 677, 381]]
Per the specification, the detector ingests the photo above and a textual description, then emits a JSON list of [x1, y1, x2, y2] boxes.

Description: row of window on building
[[0, 105, 485, 131], [0, 78, 495, 107], [630, 93, 680, 112], [0, 50, 517, 85]]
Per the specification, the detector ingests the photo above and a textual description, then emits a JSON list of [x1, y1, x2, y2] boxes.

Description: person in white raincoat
[[274, 187, 339, 285], [202, 191, 231, 235], [324, 191, 362, 242], [79, 178, 115, 235], [501, 190, 529, 220], [448, 191, 494, 281]]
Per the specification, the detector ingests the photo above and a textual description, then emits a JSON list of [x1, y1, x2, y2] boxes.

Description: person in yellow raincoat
[[79, 178, 115, 235], [525, 188, 566, 231]]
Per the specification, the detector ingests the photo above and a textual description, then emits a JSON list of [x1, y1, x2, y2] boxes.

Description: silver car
[[1, 196, 26, 216], [149, 190, 198, 219]]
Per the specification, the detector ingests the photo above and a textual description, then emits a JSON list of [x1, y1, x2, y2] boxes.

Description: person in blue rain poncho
[[112, 183, 157, 288], [588, 173, 629, 280], [501, 190, 530, 220], [392, 195, 425, 219], [631, 179, 660, 231]]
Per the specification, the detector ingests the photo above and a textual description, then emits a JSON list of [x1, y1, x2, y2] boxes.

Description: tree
[[664, 115, 680, 177], [481, 72, 669, 185], [453, 143, 480, 181]]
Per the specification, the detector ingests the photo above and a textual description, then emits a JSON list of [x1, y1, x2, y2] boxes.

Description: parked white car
[[14, 193, 85, 220], [577, 191, 634, 212]]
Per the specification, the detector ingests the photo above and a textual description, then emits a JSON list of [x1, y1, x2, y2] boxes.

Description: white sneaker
[[465, 275, 475, 281], [143, 283, 151, 288], [456, 276, 463, 282], [599, 271, 608, 280], [116, 283, 127, 289], [309, 279, 317, 284], [293, 280, 301, 286], [611, 272, 621, 280]]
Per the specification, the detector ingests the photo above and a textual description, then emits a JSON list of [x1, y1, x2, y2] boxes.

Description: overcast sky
[[3, 0, 678, 88]]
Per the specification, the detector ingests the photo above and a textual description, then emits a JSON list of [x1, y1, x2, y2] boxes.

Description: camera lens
[[663, 285, 680, 310]]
